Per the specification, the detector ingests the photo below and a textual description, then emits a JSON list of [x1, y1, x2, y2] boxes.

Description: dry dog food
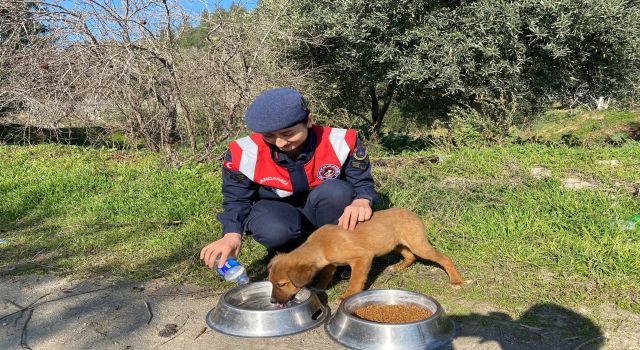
[[352, 304, 433, 323]]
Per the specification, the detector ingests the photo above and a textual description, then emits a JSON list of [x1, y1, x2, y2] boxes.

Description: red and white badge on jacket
[[224, 160, 237, 171], [317, 163, 341, 180]]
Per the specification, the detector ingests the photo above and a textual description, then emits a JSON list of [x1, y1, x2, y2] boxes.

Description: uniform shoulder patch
[[353, 145, 367, 160], [350, 160, 369, 170]]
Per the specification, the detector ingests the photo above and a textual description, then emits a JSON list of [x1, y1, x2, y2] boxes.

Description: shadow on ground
[[1, 275, 617, 350], [0, 123, 132, 149], [448, 303, 604, 350]]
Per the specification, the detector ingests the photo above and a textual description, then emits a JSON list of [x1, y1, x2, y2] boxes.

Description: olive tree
[[284, 0, 640, 137]]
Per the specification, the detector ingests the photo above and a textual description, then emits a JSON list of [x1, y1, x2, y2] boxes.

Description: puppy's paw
[[383, 265, 399, 274], [450, 280, 464, 289], [384, 264, 408, 274]]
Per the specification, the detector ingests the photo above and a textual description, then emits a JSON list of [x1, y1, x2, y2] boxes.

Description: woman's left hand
[[338, 198, 372, 231]]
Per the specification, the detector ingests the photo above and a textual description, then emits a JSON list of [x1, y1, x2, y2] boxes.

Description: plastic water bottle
[[215, 257, 250, 285], [616, 214, 640, 231]]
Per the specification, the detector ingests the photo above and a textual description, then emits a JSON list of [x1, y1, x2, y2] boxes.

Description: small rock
[[530, 167, 552, 179], [562, 178, 596, 189], [595, 159, 619, 166]]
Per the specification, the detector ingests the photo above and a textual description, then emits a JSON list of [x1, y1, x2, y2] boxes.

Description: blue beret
[[245, 88, 309, 133]]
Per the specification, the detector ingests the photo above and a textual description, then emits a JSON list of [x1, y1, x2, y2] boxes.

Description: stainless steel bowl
[[325, 289, 454, 349], [206, 281, 329, 338]]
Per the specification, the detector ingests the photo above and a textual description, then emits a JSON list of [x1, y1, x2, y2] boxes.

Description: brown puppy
[[268, 208, 463, 304]]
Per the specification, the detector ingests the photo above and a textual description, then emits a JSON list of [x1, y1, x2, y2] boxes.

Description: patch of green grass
[[0, 144, 226, 287], [1, 141, 639, 314], [373, 142, 640, 312], [518, 109, 640, 145]]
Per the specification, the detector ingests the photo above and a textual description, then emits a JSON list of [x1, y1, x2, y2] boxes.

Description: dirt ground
[[1, 274, 639, 350]]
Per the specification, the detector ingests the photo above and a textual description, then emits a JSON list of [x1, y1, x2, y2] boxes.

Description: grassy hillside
[[518, 109, 640, 146], [1, 120, 639, 314]]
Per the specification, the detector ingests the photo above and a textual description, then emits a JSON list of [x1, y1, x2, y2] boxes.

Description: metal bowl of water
[[325, 289, 454, 349], [206, 281, 329, 338]]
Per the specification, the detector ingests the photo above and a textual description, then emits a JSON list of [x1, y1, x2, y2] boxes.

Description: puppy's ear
[[288, 263, 316, 288], [267, 253, 282, 273]]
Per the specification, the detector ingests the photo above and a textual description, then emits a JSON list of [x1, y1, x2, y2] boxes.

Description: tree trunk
[[369, 80, 397, 139]]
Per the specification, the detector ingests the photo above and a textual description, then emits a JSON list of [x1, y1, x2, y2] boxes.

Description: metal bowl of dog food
[[325, 289, 454, 349], [206, 281, 329, 338]]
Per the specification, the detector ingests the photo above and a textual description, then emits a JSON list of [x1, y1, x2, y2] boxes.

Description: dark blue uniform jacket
[[217, 130, 377, 234]]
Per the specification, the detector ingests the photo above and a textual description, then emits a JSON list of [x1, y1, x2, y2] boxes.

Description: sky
[[57, 0, 257, 28], [51, 0, 257, 43], [59, 1, 257, 17], [181, 0, 257, 14]]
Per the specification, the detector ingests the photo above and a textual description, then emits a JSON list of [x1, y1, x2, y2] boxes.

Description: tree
[[283, 0, 438, 137], [0, 2, 47, 46], [2, 0, 318, 160], [285, 0, 640, 137], [0, 1, 48, 115]]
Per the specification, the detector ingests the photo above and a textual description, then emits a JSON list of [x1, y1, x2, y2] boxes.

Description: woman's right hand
[[200, 233, 243, 269]]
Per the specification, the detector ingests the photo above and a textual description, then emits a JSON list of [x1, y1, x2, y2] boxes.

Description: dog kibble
[[352, 304, 433, 323]]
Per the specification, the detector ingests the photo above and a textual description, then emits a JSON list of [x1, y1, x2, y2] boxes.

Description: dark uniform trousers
[[245, 179, 355, 252]]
